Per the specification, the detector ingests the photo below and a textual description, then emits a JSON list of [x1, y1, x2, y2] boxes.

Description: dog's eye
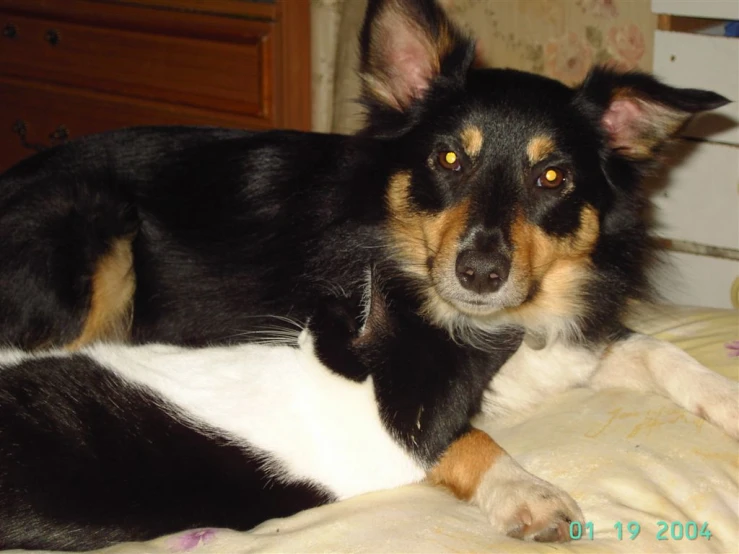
[[536, 167, 566, 189], [438, 151, 462, 171]]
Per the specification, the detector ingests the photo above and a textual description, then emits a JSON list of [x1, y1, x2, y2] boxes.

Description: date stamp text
[[569, 521, 712, 541]]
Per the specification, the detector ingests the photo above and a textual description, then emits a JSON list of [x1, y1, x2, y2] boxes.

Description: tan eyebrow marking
[[527, 135, 556, 165], [460, 125, 483, 158]]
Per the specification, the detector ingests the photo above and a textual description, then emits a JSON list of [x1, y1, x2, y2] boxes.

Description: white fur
[[483, 338, 602, 421], [358, 268, 373, 335], [589, 334, 739, 439], [475, 453, 584, 541], [0, 348, 27, 367], [0, 331, 425, 500], [483, 331, 739, 439]]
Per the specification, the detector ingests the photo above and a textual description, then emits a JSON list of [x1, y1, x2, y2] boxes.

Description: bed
[[16, 303, 738, 554]]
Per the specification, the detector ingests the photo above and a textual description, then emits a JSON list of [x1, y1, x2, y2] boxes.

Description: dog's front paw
[[475, 457, 583, 542]]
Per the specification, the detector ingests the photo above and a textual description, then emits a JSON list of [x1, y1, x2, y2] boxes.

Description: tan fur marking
[[428, 429, 504, 501], [507, 205, 600, 323], [511, 260, 592, 325], [510, 204, 599, 280], [434, 15, 457, 65], [461, 125, 483, 158], [526, 136, 556, 165], [386, 172, 427, 276], [386, 171, 470, 281], [428, 199, 471, 276], [67, 237, 135, 349], [530, 204, 599, 276]]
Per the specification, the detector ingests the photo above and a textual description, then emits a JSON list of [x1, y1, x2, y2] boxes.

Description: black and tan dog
[[0, 0, 736, 550]]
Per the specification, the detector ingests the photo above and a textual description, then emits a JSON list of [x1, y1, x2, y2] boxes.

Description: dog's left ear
[[575, 67, 730, 162], [359, 0, 474, 114]]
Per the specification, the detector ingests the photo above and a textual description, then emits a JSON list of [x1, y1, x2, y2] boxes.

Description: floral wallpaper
[[311, 0, 656, 133], [439, 0, 652, 85]]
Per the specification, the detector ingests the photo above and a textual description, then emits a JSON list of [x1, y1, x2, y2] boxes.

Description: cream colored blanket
[[21, 305, 739, 554]]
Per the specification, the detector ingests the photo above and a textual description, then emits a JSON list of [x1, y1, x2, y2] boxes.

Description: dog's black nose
[[455, 250, 510, 294]]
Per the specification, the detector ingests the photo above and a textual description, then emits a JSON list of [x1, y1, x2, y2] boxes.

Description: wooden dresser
[[0, 0, 311, 171]]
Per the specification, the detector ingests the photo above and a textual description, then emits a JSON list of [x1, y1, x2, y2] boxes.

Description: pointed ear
[[359, 0, 474, 112], [576, 68, 730, 162]]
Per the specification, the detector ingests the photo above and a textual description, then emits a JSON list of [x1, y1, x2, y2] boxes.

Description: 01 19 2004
[[569, 520, 712, 541]]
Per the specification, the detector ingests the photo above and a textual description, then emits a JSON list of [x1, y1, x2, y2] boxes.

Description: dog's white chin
[[419, 271, 531, 327], [448, 299, 506, 317], [437, 283, 529, 319]]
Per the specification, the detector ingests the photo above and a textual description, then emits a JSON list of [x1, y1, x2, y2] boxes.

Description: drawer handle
[[44, 28, 61, 46], [12, 120, 48, 153], [2, 23, 18, 39], [49, 125, 70, 145]]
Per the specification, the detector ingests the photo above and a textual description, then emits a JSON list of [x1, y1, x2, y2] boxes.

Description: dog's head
[[360, 0, 729, 338]]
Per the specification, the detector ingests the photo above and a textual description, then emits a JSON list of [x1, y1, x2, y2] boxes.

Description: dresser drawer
[[0, 77, 273, 172], [0, 11, 272, 118]]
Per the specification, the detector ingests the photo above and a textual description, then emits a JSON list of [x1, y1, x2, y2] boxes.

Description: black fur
[[311, 275, 524, 461], [0, 354, 332, 550], [0, 3, 727, 348]]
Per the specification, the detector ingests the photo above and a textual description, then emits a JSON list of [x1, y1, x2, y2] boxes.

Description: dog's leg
[[589, 333, 739, 439], [483, 339, 600, 420], [428, 428, 583, 542]]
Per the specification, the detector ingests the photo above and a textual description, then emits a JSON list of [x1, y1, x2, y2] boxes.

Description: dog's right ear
[[575, 67, 730, 164], [359, 0, 474, 115]]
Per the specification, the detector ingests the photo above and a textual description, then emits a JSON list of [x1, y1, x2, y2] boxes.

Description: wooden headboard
[[0, 0, 311, 171]]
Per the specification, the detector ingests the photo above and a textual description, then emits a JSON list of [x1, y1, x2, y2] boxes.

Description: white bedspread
[[19, 304, 739, 554]]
